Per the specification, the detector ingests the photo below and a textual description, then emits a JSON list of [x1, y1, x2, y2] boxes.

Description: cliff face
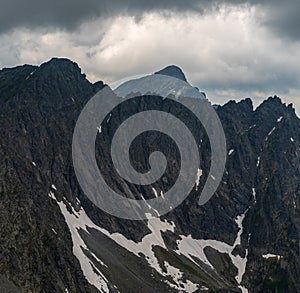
[[0, 58, 299, 293]]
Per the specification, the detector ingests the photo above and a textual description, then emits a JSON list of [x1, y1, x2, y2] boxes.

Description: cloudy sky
[[1, 0, 300, 114]]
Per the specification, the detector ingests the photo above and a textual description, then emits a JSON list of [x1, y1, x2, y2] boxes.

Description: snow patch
[[256, 157, 260, 167], [48, 191, 55, 199], [107, 114, 112, 123], [293, 197, 297, 209], [176, 210, 249, 292], [252, 188, 256, 204], [262, 253, 282, 260], [265, 127, 276, 141], [51, 184, 57, 190], [49, 194, 109, 292], [277, 116, 283, 122], [51, 192, 249, 292], [228, 149, 234, 156], [152, 187, 159, 198], [139, 194, 160, 216], [25, 70, 37, 80], [90, 251, 108, 268], [195, 168, 203, 191], [51, 194, 177, 285], [163, 261, 199, 293], [290, 137, 294, 142], [32, 161, 36, 167]]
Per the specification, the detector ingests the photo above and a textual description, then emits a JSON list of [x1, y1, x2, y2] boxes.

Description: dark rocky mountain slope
[[0, 58, 299, 293]]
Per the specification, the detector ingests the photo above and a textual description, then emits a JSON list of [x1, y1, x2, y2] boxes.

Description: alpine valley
[[0, 58, 299, 293]]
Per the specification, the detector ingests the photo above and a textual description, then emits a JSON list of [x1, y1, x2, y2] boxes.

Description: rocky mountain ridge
[[0, 58, 299, 293]]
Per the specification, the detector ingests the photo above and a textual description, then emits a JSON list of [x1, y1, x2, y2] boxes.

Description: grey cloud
[[259, 1, 300, 41], [2, 0, 300, 42], [0, 0, 248, 34], [0, 0, 102, 33]]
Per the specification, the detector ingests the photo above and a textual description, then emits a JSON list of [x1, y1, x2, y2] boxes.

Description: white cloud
[[0, 6, 299, 114]]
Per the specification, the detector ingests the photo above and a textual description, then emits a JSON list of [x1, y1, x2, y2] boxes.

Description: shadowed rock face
[[0, 276, 20, 293], [0, 58, 299, 293], [155, 65, 188, 82]]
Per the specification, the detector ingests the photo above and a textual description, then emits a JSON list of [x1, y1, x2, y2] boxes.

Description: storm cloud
[[259, 0, 300, 41], [1, 0, 300, 41]]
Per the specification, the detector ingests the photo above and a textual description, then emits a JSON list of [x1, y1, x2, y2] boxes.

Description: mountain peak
[[34, 57, 91, 87], [40, 57, 82, 73], [154, 65, 187, 82]]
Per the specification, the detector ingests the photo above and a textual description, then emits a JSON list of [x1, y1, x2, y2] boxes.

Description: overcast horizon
[[1, 0, 300, 115]]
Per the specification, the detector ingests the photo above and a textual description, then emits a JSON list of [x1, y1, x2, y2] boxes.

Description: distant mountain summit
[[155, 65, 187, 82], [115, 64, 205, 99]]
